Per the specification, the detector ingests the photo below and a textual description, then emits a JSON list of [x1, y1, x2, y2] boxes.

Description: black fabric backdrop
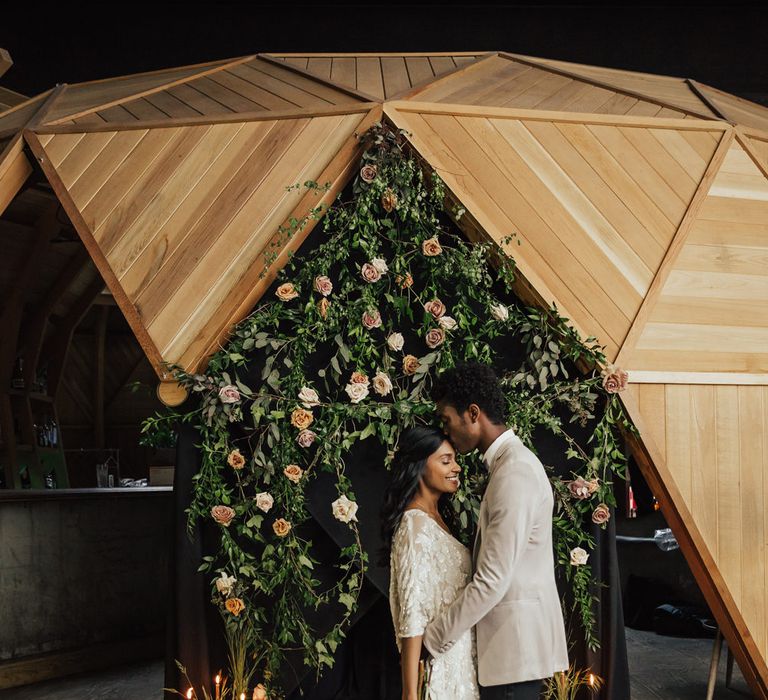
[[164, 204, 630, 699]]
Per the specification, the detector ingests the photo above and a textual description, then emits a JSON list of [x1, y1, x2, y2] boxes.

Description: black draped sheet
[[165, 422, 630, 699]]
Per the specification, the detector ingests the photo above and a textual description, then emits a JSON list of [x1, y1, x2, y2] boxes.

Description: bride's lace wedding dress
[[389, 509, 480, 699]]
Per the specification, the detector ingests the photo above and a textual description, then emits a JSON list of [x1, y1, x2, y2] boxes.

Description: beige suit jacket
[[423, 430, 569, 686]]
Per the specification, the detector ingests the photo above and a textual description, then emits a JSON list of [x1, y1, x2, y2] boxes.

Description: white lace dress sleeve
[[389, 510, 480, 699]]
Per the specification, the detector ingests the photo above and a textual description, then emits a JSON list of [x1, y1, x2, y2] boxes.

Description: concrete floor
[[0, 629, 755, 699]]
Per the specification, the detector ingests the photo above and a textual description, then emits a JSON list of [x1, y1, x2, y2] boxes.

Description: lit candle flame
[[186, 689, 193, 700], [215, 674, 221, 685], [589, 673, 595, 686], [240, 694, 245, 700]]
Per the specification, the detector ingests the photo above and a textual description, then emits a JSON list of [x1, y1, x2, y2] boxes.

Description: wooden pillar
[[94, 306, 108, 448]]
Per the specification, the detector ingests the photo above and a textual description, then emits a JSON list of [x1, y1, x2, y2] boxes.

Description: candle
[[588, 673, 595, 687], [240, 693, 245, 700], [215, 674, 221, 700], [186, 689, 193, 700]]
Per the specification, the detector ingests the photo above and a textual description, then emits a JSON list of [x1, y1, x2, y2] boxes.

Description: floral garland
[[147, 122, 635, 697]]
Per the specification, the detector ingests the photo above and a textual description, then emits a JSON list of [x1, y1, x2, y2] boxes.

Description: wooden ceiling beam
[[0, 48, 12, 79]]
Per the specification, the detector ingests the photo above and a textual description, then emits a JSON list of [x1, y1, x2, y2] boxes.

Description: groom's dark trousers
[[480, 679, 543, 699]]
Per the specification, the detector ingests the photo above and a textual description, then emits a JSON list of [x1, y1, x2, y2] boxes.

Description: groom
[[423, 361, 569, 699]]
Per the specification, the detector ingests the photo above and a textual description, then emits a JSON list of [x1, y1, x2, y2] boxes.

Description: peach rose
[[372, 371, 393, 397], [360, 164, 377, 183], [371, 257, 388, 274], [255, 492, 273, 513], [332, 494, 359, 523], [362, 309, 382, 329], [225, 597, 245, 616], [587, 478, 600, 495], [570, 547, 589, 566], [298, 386, 320, 408], [422, 237, 442, 256], [227, 449, 246, 470], [276, 282, 299, 301], [273, 518, 292, 537], [219, 385, 241, 404], [592, 503, 611, 525], [283, 464, 303, 484], [387, 332, 405, 352], [424, 298, 446, 319], [290, 407, 314, 430], [403, 354, 420, 375], [350, 371, 369, 386], [297, 429, 316, 448], [253, 685, 268, 700], [361, 262, 382, 283], [381, 188, 398, 212], [317, 297, 330, 319], [395, 272, 414, 289], [567, 478, 591, 500], [313, 275, 333, 296], [425, 327, 445, 349], [601, 364, 629, 394], [438, 315, 457, 331], [345, 382, 369, 404], [211, 505, 235, 527]]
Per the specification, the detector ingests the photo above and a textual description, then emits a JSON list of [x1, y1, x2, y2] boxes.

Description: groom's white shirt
[[423, 427, 569, 686]]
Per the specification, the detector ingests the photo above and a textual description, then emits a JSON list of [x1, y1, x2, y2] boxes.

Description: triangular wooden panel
[[29, 109, 377, 374], [622, 140, 768, 375], [508, 54, 719, 118], [744, 134, 768, 175], [627, 382, 768, 683], [411, 55, 694, 118], [0, 91, 50, 137], [696, 83, 768, 132], [385, 104, 721, 359], [268, 53, 486, 100], [0, 85, 28, 111], [60, 56, 366, 125], [40, 57, 245, 125]]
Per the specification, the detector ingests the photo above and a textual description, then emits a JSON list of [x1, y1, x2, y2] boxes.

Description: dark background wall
[[1, 4, 767, 105]]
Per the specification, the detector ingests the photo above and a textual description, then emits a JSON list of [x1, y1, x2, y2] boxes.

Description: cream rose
[[592, 503, 611, 525], [438, 315, 457, 331], [290, 407, 314, 430], [297, 429, 316, 448], [283, 464, 303, 484], [275, 282, 299, 301], [372, 371, 393, 397], [219, 385, 241, 404], [211, 505, 235, 527], [387, 332, 405, 352], [425, 327, 445, 349], [424, 298, 446, 319], [227, 449, 246, 470], [371, 257, 389, 274], [361, 263, 381, 283], [255, 492, 274, 513], [601, 364, 629, 394], [313, 275, 333, 296], [490, 303, 509, 322], [362, 309, 382, 329], [215, 572, 236, 597], [422, 237, 442, 256], [273, 518, 292, 537], [402, 354, 420, 375], [570, 547, 589, 566], [225, 597, 245, 616], [345, 382, 370, 404], [298, 386, 320, 408], [360, 164, 377, 183], [332, 494, 359, 523]]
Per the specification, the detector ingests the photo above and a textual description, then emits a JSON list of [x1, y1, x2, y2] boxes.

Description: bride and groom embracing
[[382, 362, 569, 700]]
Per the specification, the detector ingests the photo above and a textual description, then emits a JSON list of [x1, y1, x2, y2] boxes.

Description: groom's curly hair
[[431, 361, 506, 425]]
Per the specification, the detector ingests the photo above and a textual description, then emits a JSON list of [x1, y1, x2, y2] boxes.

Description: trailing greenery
[[149, 122, 635, 697]]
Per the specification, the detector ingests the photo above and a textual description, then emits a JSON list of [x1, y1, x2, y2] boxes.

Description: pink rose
[[219, 385, 241, 404], [362, 309, 382, 329], [297, 429, 317, 448], [313, 275, 333, 296], [425, 327, 445, 349], [361, 263, 382, 283], [567, 478, 591, 500], [360, 164, 377, 183], [424, 298, 446, 319], [592, 503, 611, 525], [601, 364, 628, 393], [211, 505, 235, 527]]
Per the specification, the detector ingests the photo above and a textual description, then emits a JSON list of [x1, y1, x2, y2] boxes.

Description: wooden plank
[[505, 73, 573, 110], [393, 53, 500, 102], [715, 385, 742, 607], [56, 131, 117, 188], [356, 57, 384, 99], [629, 371, 768, 385], [166, 83, 232, 116], [330, 57, 357, 91], [306, 57, 332, 81], [190, 76, 264, 112], [690, 385, 718, 559], [96, 104, 138, 123], [739, 385, 766, 654], [661, 268, 768, 300], [626, 349, 768, 374], [689, 218, 768, 248], [142, 90, 202, 118], [0, 139, 33, 217], [615, 130, 734, 363], [380, 57, 410, 99], [636, 322, 768, 353], [242, 58, 356, 103], [208, 69, 299, 110], [428, 56, 456, 75], [638, 383, 666, 456], [697, 195, 768, 225], [230, 63, 334, 108], [405, 57, 434, 86], [427, 59, 532, 106], [674, 242, 768, 276], [649, 296, 768, 327], [117, 97, 170, 121]]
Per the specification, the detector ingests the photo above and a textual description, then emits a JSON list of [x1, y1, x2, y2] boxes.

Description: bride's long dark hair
[[379, 425, 447, 565]]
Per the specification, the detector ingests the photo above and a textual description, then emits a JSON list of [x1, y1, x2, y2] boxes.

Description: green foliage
[[149, 122, 634, 697]]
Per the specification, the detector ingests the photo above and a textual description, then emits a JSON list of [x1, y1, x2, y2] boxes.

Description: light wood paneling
[[385, 104, 719, 359], [633, 383, 768, 668], [624, 141, 768, 375], [0, 138, 33, 216], [697, 83, 768, 132]]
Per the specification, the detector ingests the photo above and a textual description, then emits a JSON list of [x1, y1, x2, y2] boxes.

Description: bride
[[381, 426, 480, 700]]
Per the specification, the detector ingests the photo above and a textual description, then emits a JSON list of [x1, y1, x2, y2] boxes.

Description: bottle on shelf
[[44, 468, 57, 489], [11, 358, 25, 389], [50, 418, 58, 448], [627, 485, 638, 518]]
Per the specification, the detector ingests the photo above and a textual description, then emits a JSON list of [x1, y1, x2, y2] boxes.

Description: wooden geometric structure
[[1, 51, 767, 697]]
